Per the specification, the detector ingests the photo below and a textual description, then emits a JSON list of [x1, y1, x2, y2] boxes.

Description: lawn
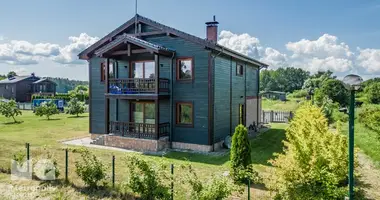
[[0, 111, 288, 199], [262, 98, 300, 112]]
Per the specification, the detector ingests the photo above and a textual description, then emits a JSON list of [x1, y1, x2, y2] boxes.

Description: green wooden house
[[78, 15, 268, 152]]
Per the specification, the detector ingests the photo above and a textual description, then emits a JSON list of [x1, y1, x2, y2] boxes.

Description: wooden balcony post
[[155, 54, 159, 94], [105, 58, 110, 134], [155, 99, 159, 139]]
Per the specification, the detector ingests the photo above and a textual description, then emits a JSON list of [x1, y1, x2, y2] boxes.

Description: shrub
[[34, 101, 59, 120], [267, 103, 357, 199], [287, 89, 308, 99], [66, 98, 86, 117], [13, 151, 26, 166], [181, 164, 238, 200], [75, 148, 107, 188], [123, 156, 170, 200], [364, 82, 380, 104], [33, 146, 60, 181], [318, 79, 349, 106], [0, 100, 22, 123], [358, 105, 380, 139], [230, 124, 253, 183]]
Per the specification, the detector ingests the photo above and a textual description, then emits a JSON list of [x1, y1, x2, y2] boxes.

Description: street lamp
[[342, 74, 363, 200]]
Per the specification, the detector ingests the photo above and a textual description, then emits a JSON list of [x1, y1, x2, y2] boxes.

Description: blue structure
[[32, 99, 65, 112], [79, 14, 268, 152]]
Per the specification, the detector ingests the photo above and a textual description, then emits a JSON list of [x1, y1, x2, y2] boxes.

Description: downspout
[[210, 47, 223, 152], [169, 52, 175, 149]]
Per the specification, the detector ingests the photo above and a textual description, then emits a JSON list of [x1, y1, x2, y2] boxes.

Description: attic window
[[236, 64, 243, 76]]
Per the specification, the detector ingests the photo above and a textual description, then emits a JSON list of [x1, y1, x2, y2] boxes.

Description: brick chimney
[[205, 15, 219, 42]]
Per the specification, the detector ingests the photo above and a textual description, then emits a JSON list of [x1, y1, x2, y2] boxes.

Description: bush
[[181, 164, 238, 200], [0, 99, 22, 123], [33, 146, 60, 181], [364, 82, 380, 104], [75, 148, 107, 188], [66, 98, 86, 117], [287, 90, 308, 99], [34, 101, 59, 120], [319, 79, 349, 106], [358, 105, 380, 139], [230, 124, 253, 184], [32, 93, 72, 102], [123, 156, 170, 200], [267, 103, 357, 199]]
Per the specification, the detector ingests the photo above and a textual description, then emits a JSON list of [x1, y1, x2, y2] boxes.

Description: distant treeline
[[44, 77, 88, 93]]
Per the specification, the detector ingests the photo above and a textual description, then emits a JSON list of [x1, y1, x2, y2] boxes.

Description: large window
[[130, 102, 155, 133], [176, 102, 193, 126], [177, 58, 193, 81], [131, 61, 155, 79], [236, 64, 243, 76]]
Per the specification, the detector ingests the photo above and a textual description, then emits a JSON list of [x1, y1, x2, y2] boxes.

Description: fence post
[[270, 110, 274, 122], [65, 148, 68, 182], [112, 155, 115, 188], [25, 143, 30, 173], [171, 164, 174, 200], [248, 179, 251, 199]]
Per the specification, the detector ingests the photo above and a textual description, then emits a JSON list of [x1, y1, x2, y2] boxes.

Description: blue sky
[[1, 0, 380, 80]]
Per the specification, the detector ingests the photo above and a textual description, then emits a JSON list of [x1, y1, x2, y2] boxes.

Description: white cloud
[[53, 33, 99, 64], [218, 30, 287, 67], [357, 48, 380, 72], [0, 35, 4, 41], [0, 33, 98, 66]]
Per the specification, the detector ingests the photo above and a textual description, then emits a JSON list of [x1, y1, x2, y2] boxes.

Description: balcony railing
[[108, 121, 170, 139], [108, 78, 169, 94]]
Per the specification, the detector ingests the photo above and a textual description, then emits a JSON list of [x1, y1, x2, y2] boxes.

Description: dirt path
[[358, 152, 380, 200]]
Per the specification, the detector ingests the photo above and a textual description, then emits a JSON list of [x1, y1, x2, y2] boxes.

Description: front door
[[130, 101, 155, 133]]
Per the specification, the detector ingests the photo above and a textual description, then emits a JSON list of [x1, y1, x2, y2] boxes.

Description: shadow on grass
[[3, 121, 24, 125], [67, 116, 88, 118], [250, 128, 286, 166]]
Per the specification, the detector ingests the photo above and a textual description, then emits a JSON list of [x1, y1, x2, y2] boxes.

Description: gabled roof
[[0, 76, 36, 84], [94, 34, 175, 57], [78, 14, 268, 67], [33, 78, 57, 85]]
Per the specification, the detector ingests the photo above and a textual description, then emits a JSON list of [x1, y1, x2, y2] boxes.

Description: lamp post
[[342, 74, 363, 200]]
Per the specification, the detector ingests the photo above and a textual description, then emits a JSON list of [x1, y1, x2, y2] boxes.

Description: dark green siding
[[231, 60, 245, 134], [146, 36, 209, 145], [213, 55, 231, 143], [246, 64, 259, 96], [89, 57, 105, 134]]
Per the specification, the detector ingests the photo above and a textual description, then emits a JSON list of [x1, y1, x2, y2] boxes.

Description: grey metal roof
[[78, 14, 268, 67], [94, 34, 175, 56], [33, 78, 57, 85], [0, 76, 33, 84]]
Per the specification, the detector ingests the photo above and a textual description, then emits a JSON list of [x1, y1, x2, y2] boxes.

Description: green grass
[[262, 98, 301, 111], [0, 111, 289, 199]]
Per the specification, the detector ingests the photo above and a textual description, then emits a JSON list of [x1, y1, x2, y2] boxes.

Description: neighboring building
[[261, 91, 286, 101], [0, 74, 57, 102], [79, 14, 268, 152]]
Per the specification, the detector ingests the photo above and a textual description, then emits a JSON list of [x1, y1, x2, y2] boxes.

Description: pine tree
[[230, 124, 252, 183]]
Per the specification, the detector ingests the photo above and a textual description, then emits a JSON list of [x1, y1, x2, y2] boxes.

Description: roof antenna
[[135, 0, 138, 34]]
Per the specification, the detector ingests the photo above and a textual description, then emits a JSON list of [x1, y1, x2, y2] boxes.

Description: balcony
[[108, 121, 170, 139], [106, 78, 170, 99]]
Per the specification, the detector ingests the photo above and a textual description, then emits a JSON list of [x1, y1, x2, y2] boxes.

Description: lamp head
[[343, 74, 363, 91]]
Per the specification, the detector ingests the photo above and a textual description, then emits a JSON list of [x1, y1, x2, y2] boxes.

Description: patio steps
[[90, 135, 105, 145]]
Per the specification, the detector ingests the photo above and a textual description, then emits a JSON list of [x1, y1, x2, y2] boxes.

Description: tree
[[318, 79, 349, 106], [268, 104, 356, 199], [230, 124, 252, 183], [68, 85, 89, 102], [260, 67, 309, 93], [66, 98, 86, 117], [0, 100, 22, 123], [7, 71, 17, 78], [364, 82, 380, 104], [35, 101, 59, 120], [302, 70, 335, 92]]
